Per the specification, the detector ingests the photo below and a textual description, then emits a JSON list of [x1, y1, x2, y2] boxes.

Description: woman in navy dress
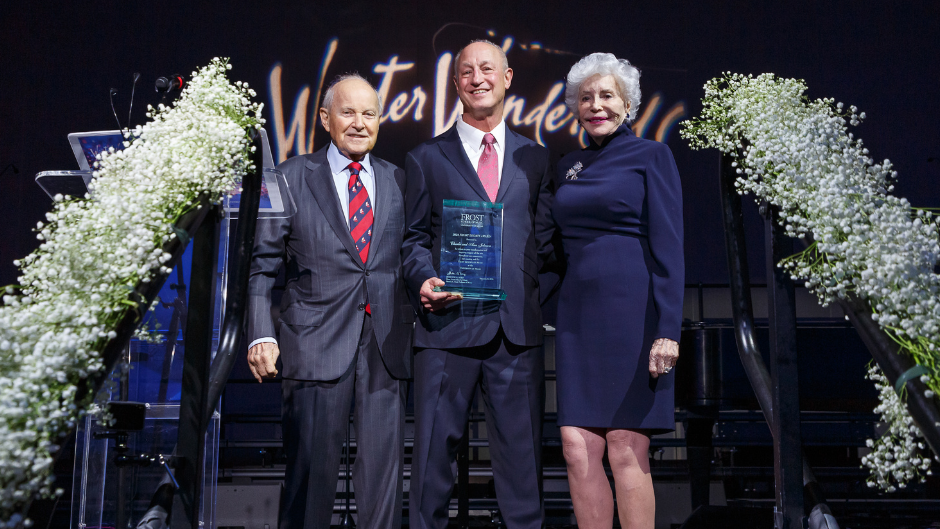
[[552, 53, 684, 529]]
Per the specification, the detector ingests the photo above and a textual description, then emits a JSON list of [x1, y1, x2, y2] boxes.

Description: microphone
[[154, 74, 184, 94], [155, 74, 185, 107], [128, 72, 140, 128], [109, 88, 123, 130]]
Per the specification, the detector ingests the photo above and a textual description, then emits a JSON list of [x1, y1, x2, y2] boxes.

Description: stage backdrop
[[2, 1, 938, 288]]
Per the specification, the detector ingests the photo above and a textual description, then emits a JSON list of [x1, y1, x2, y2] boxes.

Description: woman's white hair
[[564, 53, 641, 124]]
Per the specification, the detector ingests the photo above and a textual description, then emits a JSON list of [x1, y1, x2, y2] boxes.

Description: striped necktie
[[347, 162, 372, 264]]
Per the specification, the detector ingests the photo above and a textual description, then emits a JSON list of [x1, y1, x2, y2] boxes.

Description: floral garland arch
[[0, 58, 263, 527], [681, 73, 939, 491]]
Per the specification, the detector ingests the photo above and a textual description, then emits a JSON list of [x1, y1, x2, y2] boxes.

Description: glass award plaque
[[435, 199, 506, 300]]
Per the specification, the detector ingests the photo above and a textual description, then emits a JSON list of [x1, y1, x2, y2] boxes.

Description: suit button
[[365, 271, 370, 276], [358, 303, 365, 311]]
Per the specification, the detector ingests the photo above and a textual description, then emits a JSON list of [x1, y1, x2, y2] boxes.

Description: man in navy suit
[[402, 40, 554, 529], [247, 75, 414, 529]]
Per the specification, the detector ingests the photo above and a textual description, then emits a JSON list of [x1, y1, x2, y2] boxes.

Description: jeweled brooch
[[565, 161, 583, 180]]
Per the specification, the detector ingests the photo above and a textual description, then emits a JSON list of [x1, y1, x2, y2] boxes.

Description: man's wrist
[[249, 337, 278, 350]]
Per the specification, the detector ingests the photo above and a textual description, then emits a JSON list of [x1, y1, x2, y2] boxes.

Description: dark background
[[2, 0, 939, 288]]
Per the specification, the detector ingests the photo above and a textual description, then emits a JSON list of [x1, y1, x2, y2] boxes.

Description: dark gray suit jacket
[[247, 146, 414, 381], [402, 124, 554, 349]]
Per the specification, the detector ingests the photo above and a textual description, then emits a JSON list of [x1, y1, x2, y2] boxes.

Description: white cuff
[[248, 337, 278, 350]]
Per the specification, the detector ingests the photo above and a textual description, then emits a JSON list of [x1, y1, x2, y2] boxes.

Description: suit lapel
[[437, 126, 490, 202], [366, 161, 390, 265], [303, 154, 363, 267], [495, 128, 521, 203]]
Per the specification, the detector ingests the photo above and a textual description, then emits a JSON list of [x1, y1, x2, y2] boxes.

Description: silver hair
[[564, 53, 641, 124], [321, 73, 384, 116], [453, 39, 509, 77]]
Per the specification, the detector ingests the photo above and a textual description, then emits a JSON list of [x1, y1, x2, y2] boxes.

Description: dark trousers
[[280, 314, 406, 529], [410, 328, 545, 529]]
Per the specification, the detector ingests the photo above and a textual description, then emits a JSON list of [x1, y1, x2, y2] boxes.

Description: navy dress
[[552, 124, 684, 431]]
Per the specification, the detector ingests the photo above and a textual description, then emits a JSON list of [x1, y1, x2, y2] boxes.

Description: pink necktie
[[478, 133, 498, 202]]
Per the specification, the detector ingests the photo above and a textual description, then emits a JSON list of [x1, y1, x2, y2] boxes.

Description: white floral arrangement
[[0, 57, 263, 527], [862, 364, 933, 491], [680, 73, 940, 491]]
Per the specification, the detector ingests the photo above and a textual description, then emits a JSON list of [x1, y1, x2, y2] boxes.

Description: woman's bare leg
[[561, 426, 613, 529], [606, 428, 654, 529]]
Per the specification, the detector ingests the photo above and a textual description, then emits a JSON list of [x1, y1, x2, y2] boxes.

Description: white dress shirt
[[248, 142, 377, 350], [455, 116, 506, 183]]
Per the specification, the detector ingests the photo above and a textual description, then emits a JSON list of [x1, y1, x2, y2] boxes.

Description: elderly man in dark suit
[[247, 74, 414, 529], [402, 40, 554, 529]]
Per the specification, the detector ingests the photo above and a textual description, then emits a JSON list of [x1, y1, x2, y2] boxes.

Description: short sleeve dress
[[551, 124, 684, 432]]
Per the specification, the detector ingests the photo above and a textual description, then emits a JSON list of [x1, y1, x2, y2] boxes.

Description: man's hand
[[648, 338, 679, 379], [419, 277, 462, 312], [248, 342, 280, 383]]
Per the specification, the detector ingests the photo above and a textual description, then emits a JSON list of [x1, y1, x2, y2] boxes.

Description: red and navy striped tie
[[347, 161, 373, 264]]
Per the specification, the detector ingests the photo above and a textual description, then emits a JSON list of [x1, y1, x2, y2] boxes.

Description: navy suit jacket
[[403, 124, 554, 349], [247, 147, 414, 381]]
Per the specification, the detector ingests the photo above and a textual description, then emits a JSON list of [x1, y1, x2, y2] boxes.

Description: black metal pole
[[838, 294, 940, 457], [764, 205, 805, 529], [203, 134, 264, 425], [116, 345, 132, 529], [719, 154, 838, 529], [686, 324, 721, 510], [135, 133, 265, 528], [170, 204, 220, 529], [159, 266, 188, 404], [719, 154, 774, 426]]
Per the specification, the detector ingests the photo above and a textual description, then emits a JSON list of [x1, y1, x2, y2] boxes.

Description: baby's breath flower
[[862, 365, 935, 489], [0, 57, 263, 525], [681, 73, 939, 492]]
